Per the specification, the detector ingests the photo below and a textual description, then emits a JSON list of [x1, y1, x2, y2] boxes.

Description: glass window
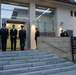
[[36, 6, 56, 37]]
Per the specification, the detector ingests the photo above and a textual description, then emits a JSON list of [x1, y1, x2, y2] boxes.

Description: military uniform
[[10, 29, 17, 50], [0, 28, 8, 51], [19, 29, 26, 50]]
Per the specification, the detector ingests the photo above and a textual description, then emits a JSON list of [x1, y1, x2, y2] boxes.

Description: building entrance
[[5, 19, 27, 50], [0, 3, 30, 50]]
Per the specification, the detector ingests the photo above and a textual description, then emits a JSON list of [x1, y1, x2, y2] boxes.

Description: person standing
[[64, 31, 69, 37], [10, 25, 17, 51], [19, 25, 26, 50], [0, 23, 8, 51], [60, 30, 64, 37], [35, 28, 40, 49]]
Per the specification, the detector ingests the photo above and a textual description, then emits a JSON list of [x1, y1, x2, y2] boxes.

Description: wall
[[37, 37, 72, 61], [70, 13, 76, 36], [56, 7, 71, 36], [56, 6, 76, 36], [14, 6, 76, 37]]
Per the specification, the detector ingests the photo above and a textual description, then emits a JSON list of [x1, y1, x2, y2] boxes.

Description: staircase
[[0, 50, 76, 75]]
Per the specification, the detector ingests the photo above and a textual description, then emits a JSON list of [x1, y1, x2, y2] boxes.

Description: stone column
[[0, 1, 1, 28], [0, 2, 1, 49], [29, 3, 36, 49]]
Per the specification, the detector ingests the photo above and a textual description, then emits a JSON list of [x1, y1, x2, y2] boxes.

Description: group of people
[[60, 30, 69, 37], [0, 23, 26, 51], [0, 23, 40, 51], [0, 24, 69, 51]]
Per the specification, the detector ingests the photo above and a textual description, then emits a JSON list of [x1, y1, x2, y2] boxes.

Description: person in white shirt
[[10, 25, 17, 51]]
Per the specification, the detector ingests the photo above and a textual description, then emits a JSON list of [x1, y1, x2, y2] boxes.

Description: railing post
[[71, 37, 74, 61]]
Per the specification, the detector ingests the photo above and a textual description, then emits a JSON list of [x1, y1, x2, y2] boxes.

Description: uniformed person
[[35, 28, 40, 49], [10, 25, 17, 51], [19, 25, 26, 50], [0, 23, 8, 51]]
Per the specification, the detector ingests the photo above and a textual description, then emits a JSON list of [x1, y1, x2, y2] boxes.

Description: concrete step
[[0, 58, 66, 66], [0, 50, 40, 54], [0, 50, 45, 55], [0, 54, 54, 61], [0, 64, 75, 75], [0, 50, 75, 75], [11, 65, 76, 75], [0, 52, 49, 57], [49, 70, 76, 75], [3, 62, 74, 70]]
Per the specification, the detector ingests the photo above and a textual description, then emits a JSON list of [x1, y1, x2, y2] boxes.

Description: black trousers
[[1, 39, 7, 51], [35, 38, 37, 48], [11, 38, 16, 50], [20, 39, 25, 50]]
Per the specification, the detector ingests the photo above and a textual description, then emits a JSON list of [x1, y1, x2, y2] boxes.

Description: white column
[[0, 2, 1, 50], [29, 3, 36, 49], [0, 2, 1, 28], [55, 8, 60, 36]]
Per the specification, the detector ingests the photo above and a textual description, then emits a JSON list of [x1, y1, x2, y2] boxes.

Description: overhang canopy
[[1, 0, 76, 8]]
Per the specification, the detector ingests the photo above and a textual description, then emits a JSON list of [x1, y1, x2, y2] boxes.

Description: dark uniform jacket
[[10, 29, 17, 39], [19, 30, 26, 39], [60, 32, 64, 37], [35, 31, 40, 40], [0, 28, 8, 39]]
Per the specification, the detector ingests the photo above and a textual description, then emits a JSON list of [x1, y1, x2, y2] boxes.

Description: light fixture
[[36, 8, 50, 20], [60, 22, 64, 27]]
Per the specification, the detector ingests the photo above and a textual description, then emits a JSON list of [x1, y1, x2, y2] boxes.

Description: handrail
[[41, 39, 68, 53]]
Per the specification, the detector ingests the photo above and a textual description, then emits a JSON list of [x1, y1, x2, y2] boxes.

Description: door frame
[[2, 18, 30, 50]]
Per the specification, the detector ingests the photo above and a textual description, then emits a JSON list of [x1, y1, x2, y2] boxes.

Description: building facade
[[0, 0, 76, 49]]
